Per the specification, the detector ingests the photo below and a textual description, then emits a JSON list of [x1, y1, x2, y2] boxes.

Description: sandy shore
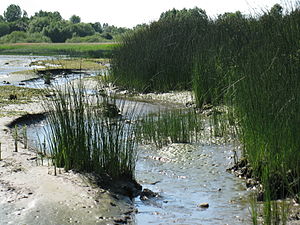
[[0, 73, 38, 84], [0, 101, 135, 225]]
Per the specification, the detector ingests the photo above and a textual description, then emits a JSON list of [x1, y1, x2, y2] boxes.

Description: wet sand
[[0, 102, 134, 225]]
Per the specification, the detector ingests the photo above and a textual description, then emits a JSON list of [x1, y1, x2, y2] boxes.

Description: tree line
[[0, 4, 129, 43]]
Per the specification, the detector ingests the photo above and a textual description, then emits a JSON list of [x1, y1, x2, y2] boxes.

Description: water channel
[[1, 55, 252, 224]]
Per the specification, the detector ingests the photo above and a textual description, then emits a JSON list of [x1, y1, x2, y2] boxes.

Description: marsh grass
[[42, 81, 139, 180], [138, 109, 203, 148], [22, 125, 27, 149], [14, 125, 18, 152], [112, 3, 300, 222], [111, 9, 209, 92]]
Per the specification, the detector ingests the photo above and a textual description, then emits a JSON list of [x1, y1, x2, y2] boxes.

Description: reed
[[14, 125, 18, 152], [138, 109, 203, 148], [22, 125, 27, 149], [111, 8, 209, 92], [112, 3, 300, 222], [42, 81, 139, 180]]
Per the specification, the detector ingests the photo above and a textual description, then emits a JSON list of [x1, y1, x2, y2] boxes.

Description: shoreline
[[0, 101, 135, 225]]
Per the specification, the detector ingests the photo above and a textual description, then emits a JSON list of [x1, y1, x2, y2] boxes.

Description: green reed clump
[[112, 3, 299, 222], [231, 6, 300, 200], [111, 8, 209, 92], [191, 4, 300, 222], [43, 81, 138, 180], [138, 109, 203, 148]]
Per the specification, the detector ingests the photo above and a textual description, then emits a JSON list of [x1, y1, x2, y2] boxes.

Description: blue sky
[[0, 0, 291, 28]]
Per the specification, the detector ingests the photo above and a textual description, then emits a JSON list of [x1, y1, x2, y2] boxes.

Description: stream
[[1, 55, 252, 224]]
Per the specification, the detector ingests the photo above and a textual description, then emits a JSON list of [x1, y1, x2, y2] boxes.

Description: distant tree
[[133, 23, 148, 30], [8, 19, 29, 32], [101, 32, 113, 40], [70, 15, 81, 24], [70, 23, 95, 37], [0, 22, 10, 37], [23, 10, 28, 18], [102, 23, 109, 30], [270, 4, 283, 17], [43, 21, 72, 42], [91, 22, 102, 33], [0, 15, 4, 22], [4, 4, 22, 22], [159, 7, 208, 21], [28, 17, 51, 33], [33, 10, 62, 21], [217, 11, 244, 24]]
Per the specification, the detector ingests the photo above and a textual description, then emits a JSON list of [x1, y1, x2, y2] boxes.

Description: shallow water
[[0, 55, 105, 88], [0, 55, 54, 78], [3, 54, 252, 224], [23, 101, 252, 225], [135, 143, 251, 225]]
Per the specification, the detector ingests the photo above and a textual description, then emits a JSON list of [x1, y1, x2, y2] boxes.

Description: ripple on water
[[135, 143, 252, 225]]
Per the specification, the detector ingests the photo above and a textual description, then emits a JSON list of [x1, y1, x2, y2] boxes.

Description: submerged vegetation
[[112, 3, 300, 223]]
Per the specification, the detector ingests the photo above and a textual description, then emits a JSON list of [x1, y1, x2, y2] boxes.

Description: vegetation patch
[[0, 86, 43, 107], [42, 82, 139, 184], [111, 4, 300, 222], [138, 109, 204, 148], [30, 58, 109, 70], [0, 43, 117, 58]]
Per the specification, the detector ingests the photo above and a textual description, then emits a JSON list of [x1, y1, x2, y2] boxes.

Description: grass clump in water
[[43, 81, 138, 180], [138, 109, 203, 148]]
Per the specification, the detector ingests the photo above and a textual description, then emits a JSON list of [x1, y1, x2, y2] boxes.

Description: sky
[[0, 0, 292, 28]]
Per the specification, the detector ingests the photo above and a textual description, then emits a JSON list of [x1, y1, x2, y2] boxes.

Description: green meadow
[[0, 42, 117, 57]]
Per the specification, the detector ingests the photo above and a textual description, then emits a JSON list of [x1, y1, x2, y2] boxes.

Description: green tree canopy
[[43, 21, 72, 42], [0, 22, 10, 36], [70, 15, 81, 24], [159, 7, 208, 21], [90, 22, 102, 33], [70, 23, 95, 37], [33, 10, 62, 21], [28, 17, 51, 33], [4, 4, 22, 22]]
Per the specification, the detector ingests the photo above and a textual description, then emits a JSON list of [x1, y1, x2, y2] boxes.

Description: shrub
[[0, 31, 51, 43]]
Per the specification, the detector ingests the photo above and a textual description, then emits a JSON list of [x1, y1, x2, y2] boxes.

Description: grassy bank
[[0, 42, 117, 58], [111, 4, 300, 223]]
